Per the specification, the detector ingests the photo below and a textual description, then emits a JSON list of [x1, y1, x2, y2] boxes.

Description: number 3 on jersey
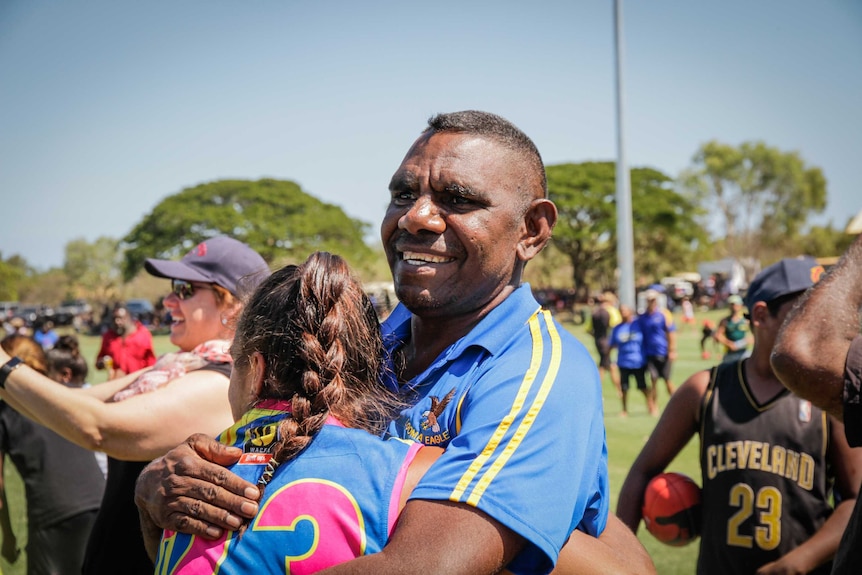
[[726, 482, 781, 551], [158, 479, 368, 574]]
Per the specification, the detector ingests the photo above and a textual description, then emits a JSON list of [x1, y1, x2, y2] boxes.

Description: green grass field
[[0, 309, 725, 574]]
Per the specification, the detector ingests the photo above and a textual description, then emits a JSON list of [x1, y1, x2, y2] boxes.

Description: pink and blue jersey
[[382, 284, 609, 575], [154, 400, 422, 575]]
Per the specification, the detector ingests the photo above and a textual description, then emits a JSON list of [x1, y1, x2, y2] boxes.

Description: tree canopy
[[121, 179, 375, 280], [547, 162, 705, 296], [680, 140, 827, 263]]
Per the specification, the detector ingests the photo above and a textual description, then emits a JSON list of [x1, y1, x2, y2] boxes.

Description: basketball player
[[618, 258, 862, 574]]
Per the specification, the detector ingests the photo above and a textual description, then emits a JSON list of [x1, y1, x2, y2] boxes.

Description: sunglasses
[[171, 279, 214, 301]]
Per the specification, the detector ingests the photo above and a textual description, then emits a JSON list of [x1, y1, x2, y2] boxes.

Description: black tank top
[[697, 359, 833, 575]]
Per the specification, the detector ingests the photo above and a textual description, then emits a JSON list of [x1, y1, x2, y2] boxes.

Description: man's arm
[[714, 318, 732, 349], [548, 515, 656, 575], [617, 370, 707, 530], [319, 500, 524, 575], [772, 234, 862, 420], [754, 416, 862, 574]]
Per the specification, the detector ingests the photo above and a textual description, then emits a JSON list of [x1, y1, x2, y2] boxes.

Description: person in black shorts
[[609, 305, 656, 416], [592, 294, 621, 397]]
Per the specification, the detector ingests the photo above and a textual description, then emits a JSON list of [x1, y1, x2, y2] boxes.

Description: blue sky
[[1, 1, 860, 270]]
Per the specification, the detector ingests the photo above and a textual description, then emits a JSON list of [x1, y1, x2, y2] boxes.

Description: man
[[639, 290, 677, 403], [134, 111, 651, 574], [610, 304, 656, 417], [714, 294, 752, 364], [591, 293, 622, 397], [33, 319, 59, 350], [95, 303, 157, 379], [772, 235, 862, 575], [618, 258, 862, 574]]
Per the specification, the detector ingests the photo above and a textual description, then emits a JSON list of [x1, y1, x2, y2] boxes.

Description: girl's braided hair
[[231, 251, 401, 510]]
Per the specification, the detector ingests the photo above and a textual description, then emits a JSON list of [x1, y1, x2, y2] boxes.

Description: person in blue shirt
[[638, 290, 678, 404], [134, 110, 655, 574], [610, 305, 656, 417], [32, 320, 59, 350]]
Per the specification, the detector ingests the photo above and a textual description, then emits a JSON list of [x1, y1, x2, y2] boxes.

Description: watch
[[0, 356, 24, 389]]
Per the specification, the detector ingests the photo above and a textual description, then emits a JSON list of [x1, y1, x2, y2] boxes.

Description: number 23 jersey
[[698, 360, 833, 575]]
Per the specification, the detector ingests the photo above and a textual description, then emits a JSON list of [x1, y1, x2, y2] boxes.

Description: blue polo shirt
[[638, 309, 675, 357], [383, 284, 609, 575], [610, 320, 646, 369]]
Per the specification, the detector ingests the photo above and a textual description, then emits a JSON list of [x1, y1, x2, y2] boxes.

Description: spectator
[[592, 293, 622, 397], [32, 320, 58, 350], [610, 304, 656, 417], [95, 303, 157, 380], [714, 294, 752, 364], [47, 335, 108, 478], [639, 290, 677, 403], [0, 334, 105, 575], [0, 236, 270, 575]]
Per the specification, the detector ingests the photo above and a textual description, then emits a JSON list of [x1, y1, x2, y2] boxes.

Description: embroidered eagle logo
[[420, 388, 456, 432]]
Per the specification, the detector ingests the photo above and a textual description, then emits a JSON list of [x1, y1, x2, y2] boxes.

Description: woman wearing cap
[[0, 236, 270, 575]]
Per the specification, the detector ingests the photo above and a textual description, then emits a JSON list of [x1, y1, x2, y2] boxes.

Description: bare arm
[[667, 329, 678, 360], [0, 351, 235, 460], [772, 235, 862, 420], [617, 370, 708, 530], [755, 417, 862, 574], [318, 499, 525, 575], [714, 318, 732, 349], [544, 515, 656, 575]]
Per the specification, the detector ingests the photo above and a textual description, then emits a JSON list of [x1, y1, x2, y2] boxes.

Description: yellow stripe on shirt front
[[449, 309, 545, 501], [466, 310, 562, 506]]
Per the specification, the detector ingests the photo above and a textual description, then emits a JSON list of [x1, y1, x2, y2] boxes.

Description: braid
[[233, 252, 402, 537]]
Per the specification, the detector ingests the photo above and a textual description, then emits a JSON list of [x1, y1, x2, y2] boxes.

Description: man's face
[[381, 131, 535, 320], [112, 309, 131, 335]]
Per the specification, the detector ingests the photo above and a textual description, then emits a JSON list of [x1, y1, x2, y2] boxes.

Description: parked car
[[54, 299, 92, 327], [125, 299, 155, 325]]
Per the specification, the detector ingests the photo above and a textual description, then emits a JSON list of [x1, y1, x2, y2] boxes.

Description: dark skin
[[772, 235, 862, 419], [136, 130, 655, 574]]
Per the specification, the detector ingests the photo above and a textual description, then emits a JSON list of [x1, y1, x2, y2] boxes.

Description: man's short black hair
[[424, 110, 548, 198]]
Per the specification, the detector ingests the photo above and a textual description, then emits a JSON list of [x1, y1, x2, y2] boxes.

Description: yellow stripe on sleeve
[[449, 311, 544, 501], [466, 310, 562, 506]]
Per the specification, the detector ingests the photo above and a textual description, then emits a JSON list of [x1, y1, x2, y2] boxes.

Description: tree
[[547, 162, 705, 297], [0, 253, 32, 301], [122, 179, 375, 280], [64, 236, 124, 303], [794, 224, 856, 261], [680, 141, 827, 261]]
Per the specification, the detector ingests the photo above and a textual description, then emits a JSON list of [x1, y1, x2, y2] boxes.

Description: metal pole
[[614, 0, 635, 308]]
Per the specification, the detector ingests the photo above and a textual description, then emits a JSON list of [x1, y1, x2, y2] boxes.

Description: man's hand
[[134, 433, 260, 540]]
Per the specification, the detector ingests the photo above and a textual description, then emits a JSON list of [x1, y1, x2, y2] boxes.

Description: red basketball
[[641, 472, 702, 546]]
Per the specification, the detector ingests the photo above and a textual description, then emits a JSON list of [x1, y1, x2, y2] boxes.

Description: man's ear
[[517, 198, 557, 262]]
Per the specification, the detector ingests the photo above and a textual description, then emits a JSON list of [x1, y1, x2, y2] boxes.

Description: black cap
[[144, 236, 270, 296], [744, 257, 824, 309]]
